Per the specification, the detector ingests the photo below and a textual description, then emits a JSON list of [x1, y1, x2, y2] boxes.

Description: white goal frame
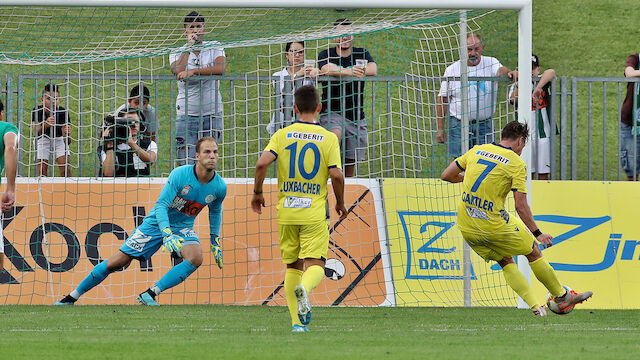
[[3, 0, 534, 308]]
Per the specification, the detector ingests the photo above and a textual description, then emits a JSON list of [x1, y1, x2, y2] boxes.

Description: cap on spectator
[[129, 85, 150, 100], [532, 54, 540, 68]]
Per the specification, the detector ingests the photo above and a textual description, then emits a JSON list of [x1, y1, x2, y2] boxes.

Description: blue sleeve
[[155, 169, 180, 231], [208, 180, 227, 238]]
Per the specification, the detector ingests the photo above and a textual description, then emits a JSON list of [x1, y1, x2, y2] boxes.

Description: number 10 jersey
[[264, 121, 341, 225]]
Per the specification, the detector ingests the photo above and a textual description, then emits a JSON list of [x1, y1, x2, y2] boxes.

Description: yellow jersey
[[264, 121, 342, 225], [455, 143, 527, 233]]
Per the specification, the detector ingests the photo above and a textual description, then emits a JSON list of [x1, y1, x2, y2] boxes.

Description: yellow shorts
[[459, 217, 536, 262], [278, 220, 330, 264]]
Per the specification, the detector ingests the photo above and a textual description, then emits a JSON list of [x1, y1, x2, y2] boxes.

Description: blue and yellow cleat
[[294, 284, 312, 325], [137, 291, 159, 306], [291, 324, 309, 332]]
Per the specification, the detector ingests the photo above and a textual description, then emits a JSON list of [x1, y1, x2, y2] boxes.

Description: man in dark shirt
[[318, 18, 377, 177], [100, 108, 158, 177], [32, 84, 72, 177], [621, 53, 640, 181]]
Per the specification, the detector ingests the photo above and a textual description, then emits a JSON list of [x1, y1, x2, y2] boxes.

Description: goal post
[[0, 2, 533, 308]]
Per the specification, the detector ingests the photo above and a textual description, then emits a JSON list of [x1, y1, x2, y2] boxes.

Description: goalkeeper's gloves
[[161, 228, 185, 253], [210, 235, 223, 269]]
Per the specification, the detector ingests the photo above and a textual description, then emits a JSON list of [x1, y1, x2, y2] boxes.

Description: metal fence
[[3, 74, 639, 181]]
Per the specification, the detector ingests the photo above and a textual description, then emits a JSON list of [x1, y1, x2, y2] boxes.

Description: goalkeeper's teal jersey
[[264, 121, 341, 225], [455, 143, 527, 234], [139, 165, 227, 236], [0, 122, 18, 185]]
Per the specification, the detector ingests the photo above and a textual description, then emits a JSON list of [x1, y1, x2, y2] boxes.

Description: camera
[[103, 115, 137, 145]]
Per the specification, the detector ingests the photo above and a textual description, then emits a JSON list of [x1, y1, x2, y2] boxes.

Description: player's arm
[[441, 160, 464, 183], [624, 66, 640, 77], [513, 190, 552, 247], [533, 69, 556, 102], [329, 167, 347, 220], [251, 150, 277, 214], [2, 132, 18, 212], [208, 184, 227, 269], [154, 172, 180, 231]]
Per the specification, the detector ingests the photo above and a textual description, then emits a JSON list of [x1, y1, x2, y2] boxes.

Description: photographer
[[100, 108, 157, 177]]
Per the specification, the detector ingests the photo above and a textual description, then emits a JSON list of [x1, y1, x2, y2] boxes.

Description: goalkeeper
[[55, 136, 226, 306]]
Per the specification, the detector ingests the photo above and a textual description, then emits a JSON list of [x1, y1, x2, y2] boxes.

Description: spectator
[[99, 107, 157, 177], [509, 54, 556, 180], [318, 18, 377, 177], [436, 34, 517, 158], [116, 85, 159, 141], [267, 41, 319, 136], [170, 10, 226, 165], [621, 52, 640, 181], [32, 84, 72, 177]]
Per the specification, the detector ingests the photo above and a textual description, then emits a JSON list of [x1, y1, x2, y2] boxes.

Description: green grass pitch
[[1, 305, 638, 359]]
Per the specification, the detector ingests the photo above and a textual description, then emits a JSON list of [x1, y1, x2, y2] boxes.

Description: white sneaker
[[294, 284, 312, 325]]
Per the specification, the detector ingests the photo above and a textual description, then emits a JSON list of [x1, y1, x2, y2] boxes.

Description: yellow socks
[[529, 257, 565, 298], [502, 263, 540, 309], [284, 268, 303, 326], [301, 265, 325, 293]]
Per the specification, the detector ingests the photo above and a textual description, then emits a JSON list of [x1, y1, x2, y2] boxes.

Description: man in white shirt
[[436, 34, 517, 158], [170, 11, 226, 166]]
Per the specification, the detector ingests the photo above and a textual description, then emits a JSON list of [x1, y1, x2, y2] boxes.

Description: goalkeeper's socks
[[529, 257, 565, 298], [150, 286, 161, 296], [75, 260, 111, 298], [155, 259, 198, 293], [300, 265, 325, 293], [284, 268, 303, 326]]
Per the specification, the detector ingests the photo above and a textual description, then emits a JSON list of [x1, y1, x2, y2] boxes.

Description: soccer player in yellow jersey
[[252, 85, 347, 332], [441, 121, 592, 316]]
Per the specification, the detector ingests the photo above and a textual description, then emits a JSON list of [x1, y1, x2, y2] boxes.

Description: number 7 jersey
[[455, 143, 527, 233], [264, 121, 342, 225]]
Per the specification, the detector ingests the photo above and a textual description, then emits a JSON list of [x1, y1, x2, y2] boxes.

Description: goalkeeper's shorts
[[459, 217, 536, 262], [120, 226, 199, 260], [278, 220, 330, 264]]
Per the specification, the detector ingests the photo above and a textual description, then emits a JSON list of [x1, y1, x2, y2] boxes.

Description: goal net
[[0, 5, 526, 307]]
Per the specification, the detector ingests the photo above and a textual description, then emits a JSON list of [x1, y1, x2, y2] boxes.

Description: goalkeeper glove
[[161, 228, 185, 253], [210, 235, 223, 269]]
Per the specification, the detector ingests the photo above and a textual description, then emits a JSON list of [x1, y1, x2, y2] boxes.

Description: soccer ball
[[324, 258, 346, 280], [546, 285, 575, 315]]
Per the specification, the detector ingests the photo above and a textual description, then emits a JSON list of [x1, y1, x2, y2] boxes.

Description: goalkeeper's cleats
[[294, 284, 312, 325], [532, 305, 547, 317], [54, 295, 77, 305], [291, 324, 309, 333], [137, 290, 159, 306], [210, 236, 223, 269], [161, 229, 185, 253], [552, 289, 593, 313]]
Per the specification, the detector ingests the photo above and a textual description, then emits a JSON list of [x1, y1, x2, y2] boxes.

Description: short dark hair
[[184, 11, 204, 26], [334, 18, 351, 27], [285, 41, 304, 53], [129, 85, 150, 100], [196, 136, 217, 153], [294, 85, 320, 114], [42, 83, 59, 95], [501, 121, 529, 141]]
